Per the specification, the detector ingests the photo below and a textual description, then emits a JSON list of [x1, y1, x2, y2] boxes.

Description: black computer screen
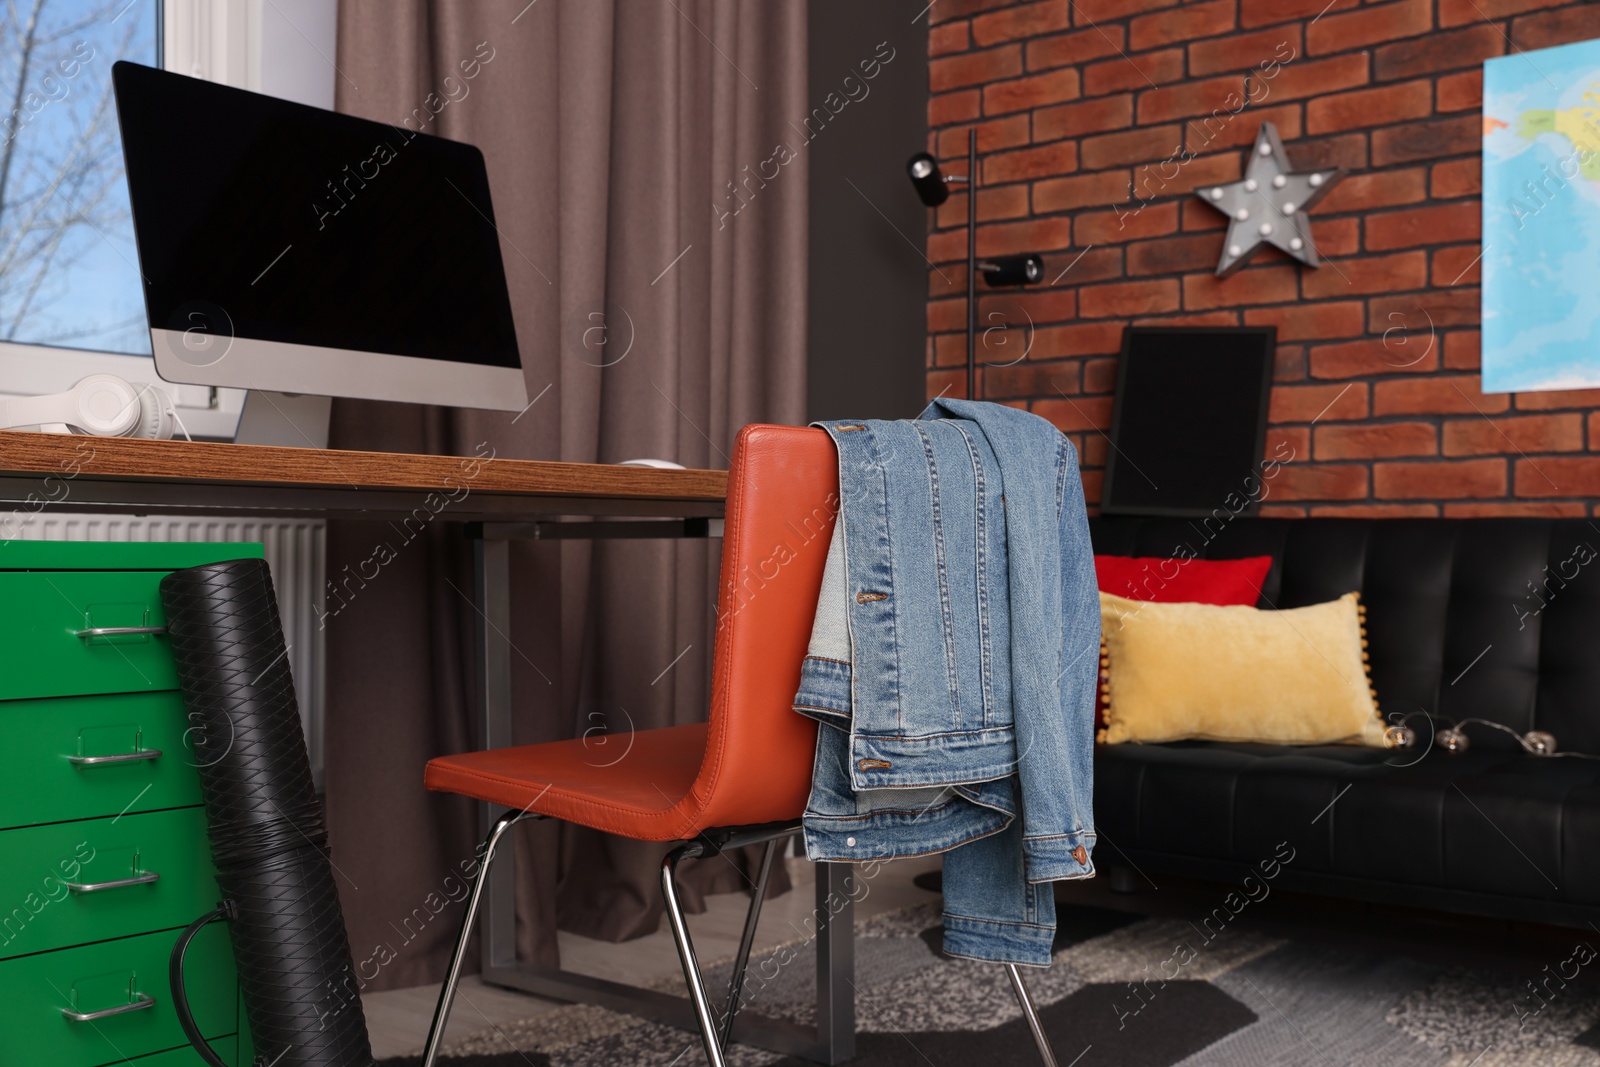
[[112, 61, 520, 368], [1102, 327, 1275, 516]]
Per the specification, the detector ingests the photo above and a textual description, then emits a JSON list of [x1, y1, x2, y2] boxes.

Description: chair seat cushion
[[425, 723, 711, 841], [1096, 741, 1600, 903]]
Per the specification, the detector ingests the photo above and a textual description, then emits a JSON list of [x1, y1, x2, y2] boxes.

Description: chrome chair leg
[[1007, 963, 1060, 1067], [421, 809, 529, 1067], [662, 845, 729, 1067], [719, 835, 782, 1048]]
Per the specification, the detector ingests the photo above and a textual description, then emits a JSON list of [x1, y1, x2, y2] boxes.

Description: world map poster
[[1483, 40, 1600, 392]]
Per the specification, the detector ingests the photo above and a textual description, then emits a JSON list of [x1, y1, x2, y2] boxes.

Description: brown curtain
[[323, 0, 807, 993]]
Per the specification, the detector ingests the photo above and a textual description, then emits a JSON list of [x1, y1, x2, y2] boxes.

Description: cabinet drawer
[[235, 1002, 252, 1067], [103, 1035, 237, 1067], [0, 542, 261, 572], [0, 807, 218, 960], [0, 571, 181, 701], [0, 691, 204, 829], [0, 924, 236, 1067]]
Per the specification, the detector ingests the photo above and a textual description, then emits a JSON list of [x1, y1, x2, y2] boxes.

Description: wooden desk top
[[0, 431, 728, 520]]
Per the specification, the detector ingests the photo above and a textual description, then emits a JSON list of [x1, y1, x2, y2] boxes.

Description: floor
[[1057, 864, 1593, 974], [363, 852, 1585, 1061], [360, 852, 944, 1061]]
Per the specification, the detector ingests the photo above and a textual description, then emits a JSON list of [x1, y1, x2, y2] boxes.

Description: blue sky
[[0, 0, 157, 355]]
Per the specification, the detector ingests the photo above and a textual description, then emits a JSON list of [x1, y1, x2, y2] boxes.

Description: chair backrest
[[686, 423, 836, 829]]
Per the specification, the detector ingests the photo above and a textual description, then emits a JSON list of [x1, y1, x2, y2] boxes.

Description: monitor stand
[[233, 391, 332, 449]]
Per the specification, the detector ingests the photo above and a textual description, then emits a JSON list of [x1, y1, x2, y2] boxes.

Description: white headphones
[[0, 374, 177, 440]]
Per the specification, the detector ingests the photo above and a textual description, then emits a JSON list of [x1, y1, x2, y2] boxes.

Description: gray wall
[[806, 0, 929, 423]]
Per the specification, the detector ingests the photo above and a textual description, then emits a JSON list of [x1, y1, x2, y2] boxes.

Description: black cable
[[170, 902, 235, 1067]]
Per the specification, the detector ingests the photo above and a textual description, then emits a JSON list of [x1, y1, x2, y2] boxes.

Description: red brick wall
[[923, 0, 1600, 517]]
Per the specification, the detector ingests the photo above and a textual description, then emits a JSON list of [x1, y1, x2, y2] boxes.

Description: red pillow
[[1092, 555, 1274, 730], [1094, 554, 1273, 606]]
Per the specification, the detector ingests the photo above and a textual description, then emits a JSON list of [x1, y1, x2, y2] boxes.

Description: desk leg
[[473, 537, 518, 970], [815, 862, 856, 1062]]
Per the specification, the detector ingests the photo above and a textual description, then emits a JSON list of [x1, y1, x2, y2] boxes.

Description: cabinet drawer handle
[[67, 749, 162, 766], [61, 992, 156, 1022], [64, 871, 159, 894], [74, 625, 167, 638]]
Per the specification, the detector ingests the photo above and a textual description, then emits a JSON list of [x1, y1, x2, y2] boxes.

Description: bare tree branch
[[0, 0, 49, 231], [0, 0, 150, 349]]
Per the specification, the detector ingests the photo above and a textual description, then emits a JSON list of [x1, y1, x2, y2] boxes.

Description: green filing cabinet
[[0, 541, 262, 1067]]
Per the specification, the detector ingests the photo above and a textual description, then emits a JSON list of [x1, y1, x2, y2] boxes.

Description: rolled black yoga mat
[[161, 557, 373, 1067]]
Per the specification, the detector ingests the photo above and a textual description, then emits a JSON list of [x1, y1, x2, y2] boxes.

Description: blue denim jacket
[[793, 399, 1100, 965]]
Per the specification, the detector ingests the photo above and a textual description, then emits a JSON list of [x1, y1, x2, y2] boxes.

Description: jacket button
[[1073, 845, 1088, 866], [846, 837, 856, 847]]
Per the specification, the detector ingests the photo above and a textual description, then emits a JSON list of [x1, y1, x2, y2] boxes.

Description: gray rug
[[379, 901, 1600, 1066]]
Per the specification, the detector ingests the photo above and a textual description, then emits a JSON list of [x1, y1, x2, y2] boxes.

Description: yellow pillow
[[1098, 591, 1387, 747]]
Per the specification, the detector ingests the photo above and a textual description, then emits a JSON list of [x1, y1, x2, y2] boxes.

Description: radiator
[[1, 513, 327, 785]]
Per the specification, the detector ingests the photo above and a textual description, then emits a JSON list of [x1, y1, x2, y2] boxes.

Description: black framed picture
[[1101, 326, 1277, 517]]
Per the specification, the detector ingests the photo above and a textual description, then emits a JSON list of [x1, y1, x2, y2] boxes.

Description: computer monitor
[[111, 61, 528, 426]]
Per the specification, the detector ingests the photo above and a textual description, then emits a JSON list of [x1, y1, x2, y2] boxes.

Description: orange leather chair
[[419, 424, 1060, 1067]]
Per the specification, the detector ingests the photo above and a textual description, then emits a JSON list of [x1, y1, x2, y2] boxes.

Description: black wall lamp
[[908, 132, 1042, 400], [982, 253, 1043, 286], [906, 150, 954, 205]]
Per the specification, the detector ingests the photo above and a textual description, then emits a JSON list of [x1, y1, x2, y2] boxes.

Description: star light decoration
[[1196, 122, 1345, 276]]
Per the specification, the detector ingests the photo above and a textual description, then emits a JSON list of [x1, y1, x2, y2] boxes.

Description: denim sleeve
[[1017, 433, 1100, 882]]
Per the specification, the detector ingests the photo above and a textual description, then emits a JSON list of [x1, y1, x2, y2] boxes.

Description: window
[[0, 0, 335, 437], [0, 0, 159, 356]]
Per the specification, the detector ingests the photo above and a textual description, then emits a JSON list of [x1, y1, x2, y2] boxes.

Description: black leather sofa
[[1089, 516, 1600, 927]]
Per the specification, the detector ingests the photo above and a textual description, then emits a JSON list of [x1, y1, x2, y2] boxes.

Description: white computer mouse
[[618, 458, 686, 469]]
